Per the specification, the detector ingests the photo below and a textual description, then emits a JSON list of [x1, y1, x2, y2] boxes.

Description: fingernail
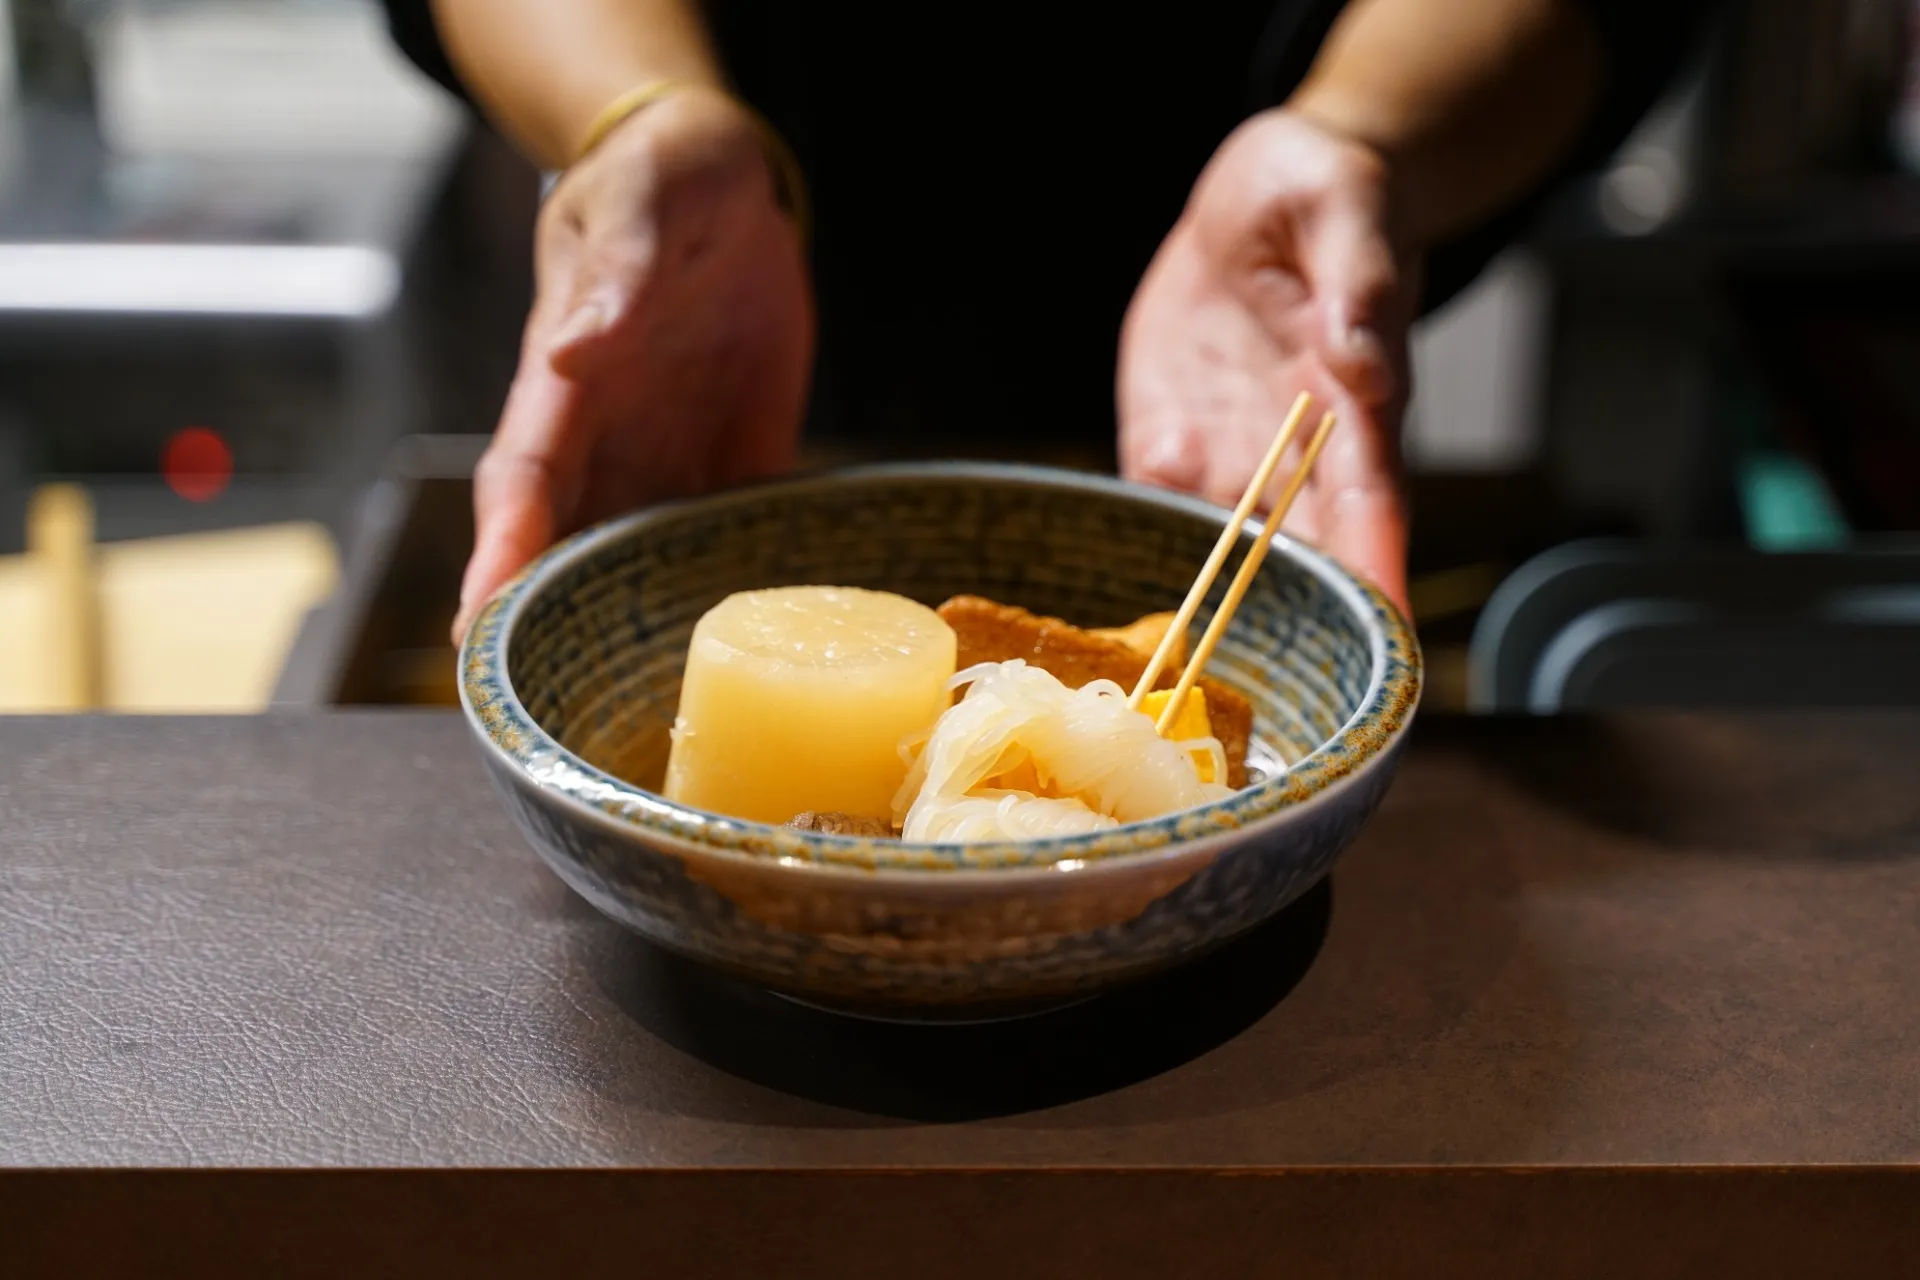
[[546, 298, 612, 353], [1336, 323, 1395, 400], [1137, 431, 1204, 488], [451, 590, 475, 647], [451, 562, 483, 646], [1341, 323, 1385, 363]]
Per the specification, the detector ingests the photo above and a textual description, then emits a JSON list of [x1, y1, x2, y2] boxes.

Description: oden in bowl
[[460, 464, 1420, 1019]]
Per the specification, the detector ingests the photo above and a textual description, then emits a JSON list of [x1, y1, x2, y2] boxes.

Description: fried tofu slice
[[936, 596, 1252, 788], [1092, 611, 1186, 669]]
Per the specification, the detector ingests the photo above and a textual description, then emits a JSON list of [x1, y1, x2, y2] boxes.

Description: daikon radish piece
[[663, 586, 956, 824]]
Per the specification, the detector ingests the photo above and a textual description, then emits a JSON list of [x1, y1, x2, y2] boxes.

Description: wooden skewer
[[1126, 391, 1313, 710], [1156, 410, 1338, 736]]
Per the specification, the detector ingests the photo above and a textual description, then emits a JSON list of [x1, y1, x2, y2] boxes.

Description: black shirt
[[382, 2, 1717, 450]]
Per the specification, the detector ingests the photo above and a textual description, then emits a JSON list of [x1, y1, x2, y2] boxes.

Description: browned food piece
[[936, 596, 1252, 788], [787, 811, 897, 838], [1091, 611, 1186, 669]]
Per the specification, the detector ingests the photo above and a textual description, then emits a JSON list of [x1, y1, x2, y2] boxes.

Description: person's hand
[[1119, 109, 1418, 612], [454, 85, 814, 640]]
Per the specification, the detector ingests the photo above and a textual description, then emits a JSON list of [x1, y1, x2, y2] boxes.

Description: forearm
[[428, 0, 726, 169], [1287, 0, 1603, 251]]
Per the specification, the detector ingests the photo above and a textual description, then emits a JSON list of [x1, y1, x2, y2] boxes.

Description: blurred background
[[1, 0, 1916, 715]]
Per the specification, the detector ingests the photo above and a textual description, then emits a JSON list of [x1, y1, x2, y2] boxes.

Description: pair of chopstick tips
[[1128, 391, 1337, 735]]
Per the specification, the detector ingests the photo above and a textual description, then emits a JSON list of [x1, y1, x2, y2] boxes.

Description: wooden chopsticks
[[1128, 396, 1339, 736]]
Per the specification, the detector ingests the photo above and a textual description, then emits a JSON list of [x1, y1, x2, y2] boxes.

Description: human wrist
[[1282, 0, 1602, 252], [1281, 91, 1433, 256], [574, 81, 808, 239], [427, 0, 734, 169]]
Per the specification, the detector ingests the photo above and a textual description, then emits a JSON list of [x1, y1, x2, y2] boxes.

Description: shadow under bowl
[[460, 464, 1420, 1018]]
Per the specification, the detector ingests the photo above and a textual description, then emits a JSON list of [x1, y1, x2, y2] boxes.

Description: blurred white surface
[[0, 241, 398, 314], [1403, 252, 1551, 473], [90, 0, 460, 158]]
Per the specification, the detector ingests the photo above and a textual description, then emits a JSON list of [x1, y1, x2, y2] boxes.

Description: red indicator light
[[162, 427, 233, 503]]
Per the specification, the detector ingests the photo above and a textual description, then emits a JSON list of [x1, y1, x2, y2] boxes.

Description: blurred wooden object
[[25, 484, 101, 710], [0, 485, 338, 713], [98, 523, 339, 711]]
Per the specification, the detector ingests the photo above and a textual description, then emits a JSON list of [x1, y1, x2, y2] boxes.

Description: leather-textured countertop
[[2, 712, 1917, 1277]]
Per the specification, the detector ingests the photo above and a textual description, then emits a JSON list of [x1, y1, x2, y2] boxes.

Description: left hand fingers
[[1235, 195, 1398, 410], [1300, 198, 1399, 407], [1280, 378, 1409, 614]]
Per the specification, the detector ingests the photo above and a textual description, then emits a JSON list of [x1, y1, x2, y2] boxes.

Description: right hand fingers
[[453, 362, 589, 644], [534, 171, 657, 377], [453, 190, 659, 645]]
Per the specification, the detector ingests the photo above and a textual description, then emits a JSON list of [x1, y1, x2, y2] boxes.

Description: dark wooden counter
[[2, 712, 1917, 1277]]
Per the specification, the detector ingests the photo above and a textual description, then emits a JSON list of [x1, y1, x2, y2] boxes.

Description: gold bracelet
[[574, 80, 690, 163], [572, 80, 810, 242]]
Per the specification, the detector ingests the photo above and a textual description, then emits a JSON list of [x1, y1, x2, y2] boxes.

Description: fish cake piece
[[936, 596, 1252, 788]]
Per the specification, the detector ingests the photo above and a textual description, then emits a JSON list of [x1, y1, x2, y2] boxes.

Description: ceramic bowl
[[460, 464, 1420, 1019]]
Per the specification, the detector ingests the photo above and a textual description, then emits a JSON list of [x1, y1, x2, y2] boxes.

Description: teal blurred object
[[1739, 449, 1850, 550]]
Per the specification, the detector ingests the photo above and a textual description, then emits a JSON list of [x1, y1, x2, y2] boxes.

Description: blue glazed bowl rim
[[459, 463, 1422, 874]]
